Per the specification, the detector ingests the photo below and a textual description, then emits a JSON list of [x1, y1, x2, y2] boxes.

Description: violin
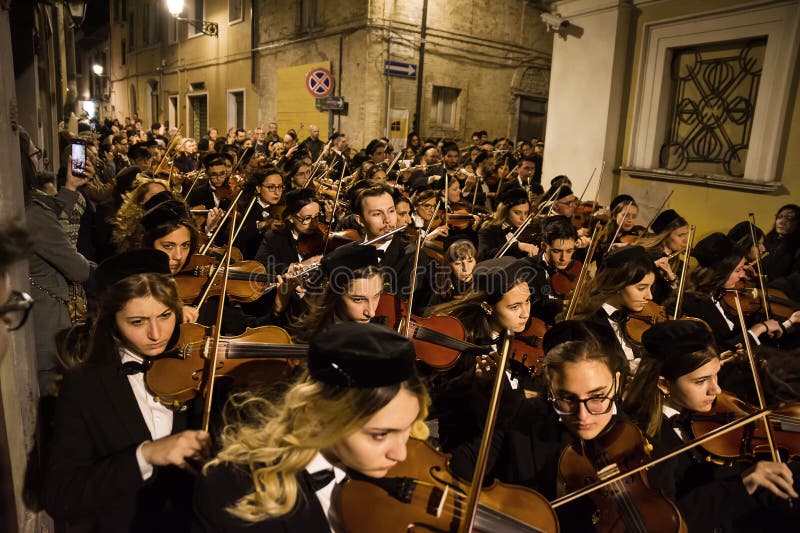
[[722, 282, 799, 321], [336, 438, 559, 532], [146, 322, 306, 407], [689, 391, 800, 463], [373, 293, 488, 370], [196, 232, 245, 263], [550, 259, 583, 298], [404, 227, 446, 263], [175, 255, 278, 304], [559, 418, 688, 533], [507, 316, 548, 377], [623, 301, 669, 343], [296, 223, 362, 261], [572, 201, 602, 230]]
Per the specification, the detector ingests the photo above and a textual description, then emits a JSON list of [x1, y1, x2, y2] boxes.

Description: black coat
[[187, 182, 218, 211], [255, 228, 300, 275], [477, 224, 526, 261], [193, 463, 330, 533], [678, 294, 751, 351], [44, 362, 194, 533], [234, 200, 280, 260]]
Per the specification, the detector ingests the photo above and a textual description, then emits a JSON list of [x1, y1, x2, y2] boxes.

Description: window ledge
[[621, 167, 782, 193]]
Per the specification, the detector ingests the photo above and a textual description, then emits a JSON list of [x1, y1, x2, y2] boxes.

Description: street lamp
[[166, 0, 219, 37], [65, 0, 87, 27], [92, 64, 104, 76]]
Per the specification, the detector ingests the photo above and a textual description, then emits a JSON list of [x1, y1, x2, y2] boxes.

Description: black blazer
[[678, 294, 750, 351], [255, 228, 300, 275], [193, 463, 330, 533], [187, 182, 217, 211], [477, 224, 526, 261], [44, 362, 194, 533], [234, 200, 279, 260]]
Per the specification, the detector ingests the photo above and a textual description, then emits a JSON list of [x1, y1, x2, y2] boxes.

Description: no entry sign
[[306, 68, 335, 98]]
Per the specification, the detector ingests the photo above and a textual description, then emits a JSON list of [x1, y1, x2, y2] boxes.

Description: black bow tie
[[376, 249, 386, 261], [119, 360, 151, 376], [609, 309, 629, 324], [669, 412, 692, 433], [307, 469, 336, 491]]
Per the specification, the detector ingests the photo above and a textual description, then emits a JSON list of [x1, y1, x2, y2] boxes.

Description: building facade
[[108, 0, 258, 138], [542, 0, 800, 233]]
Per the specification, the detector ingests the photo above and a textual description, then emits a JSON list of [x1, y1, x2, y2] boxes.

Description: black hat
[[114, 166, 142, 193], [651, 209, 684, 235], [727, 221, 763, 249], [602, 245, 651, 270], [610, 194, 636, 212], [693, 232, 739, 269], [498, 188, 529, 207], [641, 319, 714, 362], [143, 191, 175, 211], [551, 185, 574, 201], [284, 188, 318, 217], [95, 249, 172, 294], [320, 243, 379, 293], [308, 323, 417, 388], [472, 257, 538, 303], [202, 152, 232, 169], [141, 199, 191, 230], [542, 319, 619, 355]]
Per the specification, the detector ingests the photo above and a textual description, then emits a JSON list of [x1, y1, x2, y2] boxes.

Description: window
[[168, 16, 178, 44], [227, 90, 245, 130], [431, 86, 460, 128], [129, 84, 138, 116], [121, 39, 126, 65], [142, 2, 150, 45], [168, 95, 179, 132], [300, 0, 318, 32], [187, 94, 208, 139], [660, 39, 765, 178], [127, 12, 135, 50], [186, 0, 204, 37], [229, 0, 244, 24]]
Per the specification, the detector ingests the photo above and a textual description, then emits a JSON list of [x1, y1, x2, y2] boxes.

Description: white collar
[[601, 302, 619, 316], [305, 452, 348, 485], [662, 404, 681, 420], [120, 346, 145, 364]]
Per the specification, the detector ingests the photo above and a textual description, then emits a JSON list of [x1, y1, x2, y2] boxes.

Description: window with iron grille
[[659, 38, 766, 178]]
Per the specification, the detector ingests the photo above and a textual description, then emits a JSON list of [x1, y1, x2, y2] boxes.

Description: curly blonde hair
[[111, 175, 174, 247], [206, 372, 430, 522]]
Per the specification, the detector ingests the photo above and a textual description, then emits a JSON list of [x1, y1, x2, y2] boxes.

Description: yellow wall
[[276, 61, 331, 139], [618, 0, 799, 236]]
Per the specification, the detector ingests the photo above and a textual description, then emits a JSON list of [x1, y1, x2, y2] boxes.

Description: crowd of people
[[2, 114, 800, 531]]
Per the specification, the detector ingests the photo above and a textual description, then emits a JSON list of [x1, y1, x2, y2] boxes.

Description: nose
[[520, 302, 530, 320], [146, 320, 161, 341], [363, 302, 376, 320], [709, 377, 722, 396], [644, 287, 653, 301], [387, 435, 408, 463]]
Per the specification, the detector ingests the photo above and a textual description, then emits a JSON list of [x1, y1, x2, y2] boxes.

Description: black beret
[[95, 249, 172, 294], [141, 199, 191, 230], [472, 257, 538, 301], [727, 221, 763, 248], [552, 185, 574, 201], [641, 320, 714, 362], [529, 182, 545, 195], [651, 209, 684, 235], [498, 188, 529, 207], [610, 194, 636, 212], [284, 188, 318, 217], [693, 232, 740, 269], [602, 245, 651, 270], [308, 323, 417, 388], [202, 152, 232, 169], [143, 191, 175, 211], [542, 319, 618, 355], [114, 166, 142, 192], [320, 243, 379, 293]]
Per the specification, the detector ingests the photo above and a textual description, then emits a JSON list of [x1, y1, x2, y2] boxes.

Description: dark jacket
[[44, 362, 194, 532], [477, 224, 526, 261], [187, 182, 218, 211], [193, 463, 330, 533], [255, 228, 301, 275]]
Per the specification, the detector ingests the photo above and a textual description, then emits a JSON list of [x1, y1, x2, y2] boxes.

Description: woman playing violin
[[727, 221, 767, 281], [623, 320, 800, 531], [595, 195, 645, 256], [637, 209, 690, 304], [285, 244, 381, 342], [762, 204, 800, 285], [233, 166, 285, 260], [429, 238, 477, 305], [570, 245, 656, 373], [44, 250, 210, 532], [110, 174, 173, 251], [193, 323, 430, 532], [477, 188, 539, 260]]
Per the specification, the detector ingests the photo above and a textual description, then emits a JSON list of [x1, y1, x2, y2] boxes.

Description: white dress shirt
[[121, 348, 174, 480], [305, 452, 348, 532], [601, 303, 639, 372]]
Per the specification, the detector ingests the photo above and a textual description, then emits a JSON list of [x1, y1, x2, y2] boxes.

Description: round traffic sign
[[305, 68, 335, 98]]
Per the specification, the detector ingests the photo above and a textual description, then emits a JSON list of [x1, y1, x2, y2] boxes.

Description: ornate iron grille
[[659, 39, 765, 178]]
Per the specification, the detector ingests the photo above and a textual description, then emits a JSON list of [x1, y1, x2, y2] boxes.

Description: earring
[[661, 391, 670, 400], [480, 302, 492, 316]]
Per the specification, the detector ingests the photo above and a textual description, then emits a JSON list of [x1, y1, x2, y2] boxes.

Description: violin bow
[[550, 408, 773, 508], [201, 211, 237, 432], [564, 223, 605, 320], [729, 292, 782, 465], [576, 166, 596, 205], [606, 202, 633, 250], [748, 213, 771, 320], [153, 124, 183, 176], [385, 151, 402, 174], [321, 164, 349, 255], [459, 331, 515, 533], [544, 182, 567, 217], [199, 187, 246, 255], [401, 229, 426, 338], [493, 185, 561, 259], [672, 225, 696, 320], [183, 168, 206, 200], [644, 191, 674, 234]]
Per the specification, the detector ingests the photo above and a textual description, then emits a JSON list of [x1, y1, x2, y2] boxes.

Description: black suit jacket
[[193, 463, 330, 532], [477, 224, 526, 261], [187, 182, 217, 211], [255, 228, 300, 275], [678, 294, 750, 351], [44, 362, 194, 533]]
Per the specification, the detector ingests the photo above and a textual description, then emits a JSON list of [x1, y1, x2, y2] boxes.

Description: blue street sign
[[384, 60, 417, 78]]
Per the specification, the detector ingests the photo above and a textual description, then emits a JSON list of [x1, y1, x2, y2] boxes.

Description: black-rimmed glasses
[[1, 291, 34, 331], [549, 380, 616, 415]]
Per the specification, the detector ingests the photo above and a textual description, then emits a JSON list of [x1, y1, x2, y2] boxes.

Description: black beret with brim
[[95, 249, 172, 295]]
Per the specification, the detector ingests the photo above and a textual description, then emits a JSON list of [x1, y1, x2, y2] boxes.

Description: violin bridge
[[596, 463, 621, 480]]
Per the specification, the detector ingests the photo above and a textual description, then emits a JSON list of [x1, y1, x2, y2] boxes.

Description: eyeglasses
[[418, 203, 436, 210], [776, 213, 797, 221], [556, 199, 579, 207], [549, 381, 616, 415], [294, 213, 322, 225], [0, 291, 34, 331], [261, 184, 284, 192]]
